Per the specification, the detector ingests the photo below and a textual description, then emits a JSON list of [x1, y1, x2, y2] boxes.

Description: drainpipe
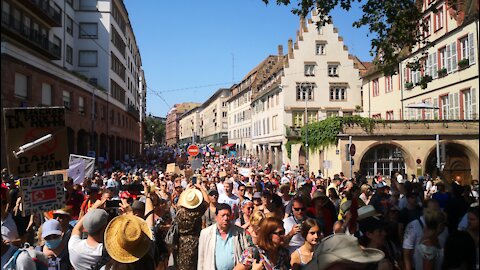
[[400, 62, 404, 119]]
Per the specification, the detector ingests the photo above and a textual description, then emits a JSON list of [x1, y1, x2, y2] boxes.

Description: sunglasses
[[272, 230, 285, 236], [293, 207, 306, 212]]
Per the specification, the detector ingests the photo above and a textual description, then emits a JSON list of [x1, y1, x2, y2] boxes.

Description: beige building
[[251, 13, 368, 171], [199, 88, 230, 146], [227, 54, 284, 157], [165, 102, 201, 146], [350, 0, 479, 182], [178, 106, 201, 145]]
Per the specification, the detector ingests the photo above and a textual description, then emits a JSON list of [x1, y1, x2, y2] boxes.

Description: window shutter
[[472, 88, 477, 119], [454, 92, 459, 119], [14, 73, 28, 98], [432, 52, 438, 78], [446, 44, 452, 72], [450, 42, 457, 70], [425, 55, 431, 76], [41, 83, 52, 105], [468, 33, 475, 65], [449, 93, 455, 120], [433, 97, 439, 119]]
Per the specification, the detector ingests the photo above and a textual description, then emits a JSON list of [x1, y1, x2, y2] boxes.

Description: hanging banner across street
[[20, 174, 66, 216]]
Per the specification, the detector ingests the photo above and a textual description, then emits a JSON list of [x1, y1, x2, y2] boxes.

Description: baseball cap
[[83, 209, 109, 234], [41, 219, 63, 238], [305, 234, 384, 270], [208, 189, 219, 196], [253, 192, 262, 199]]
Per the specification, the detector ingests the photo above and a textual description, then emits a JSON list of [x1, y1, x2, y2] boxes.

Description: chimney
[[278, 45, 283, 61], [288, 39, 294, 58], [300, 16, 307, 32]]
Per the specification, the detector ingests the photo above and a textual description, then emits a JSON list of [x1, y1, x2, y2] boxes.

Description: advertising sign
[[20, 174, 65, 216], [3, 107, 68, 177]]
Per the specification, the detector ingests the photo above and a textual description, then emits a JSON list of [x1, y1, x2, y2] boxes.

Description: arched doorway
[[299, 146, 306, 170], [425, 143, 473, 184], [67, 127, 75, 154], [360, 144, 406, 178], [77, 129, 89, 155]]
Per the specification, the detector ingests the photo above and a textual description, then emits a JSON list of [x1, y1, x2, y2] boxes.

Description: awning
[[406, 102, 439, 109], [222, 143, 235, 150]]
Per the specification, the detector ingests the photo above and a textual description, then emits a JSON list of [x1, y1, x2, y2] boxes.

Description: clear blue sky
[[124, 0, 373, 117]]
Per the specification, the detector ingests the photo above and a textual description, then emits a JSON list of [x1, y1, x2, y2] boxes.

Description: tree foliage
[[145, 116, 165, 145], [262, 0, 426, 75]]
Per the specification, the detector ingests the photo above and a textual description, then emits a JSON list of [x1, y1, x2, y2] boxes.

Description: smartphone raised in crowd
[[192, 175, 197, 185], [105, 199, 121, 208]]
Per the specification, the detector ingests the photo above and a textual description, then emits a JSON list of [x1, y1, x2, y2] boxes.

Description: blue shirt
[[215, 228, 235, 270]]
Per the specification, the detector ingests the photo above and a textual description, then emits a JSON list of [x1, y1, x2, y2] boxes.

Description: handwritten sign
[[20, 174, 65, 216], [166, 163, 176, 173], [238, 167, 252, 177], [3, 107, 68, 177]]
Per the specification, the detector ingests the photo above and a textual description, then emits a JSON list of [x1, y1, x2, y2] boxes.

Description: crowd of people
[[1, 148, 479, 270]]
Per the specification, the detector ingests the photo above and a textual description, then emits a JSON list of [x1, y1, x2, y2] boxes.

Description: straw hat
[[305, 234, 384, 270], [104, 215, 153, 263], [177, 188, 203, 209]]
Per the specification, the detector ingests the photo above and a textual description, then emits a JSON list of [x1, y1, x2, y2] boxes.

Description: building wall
[[178, 109, 200, 143], [199, 89, 230, 145]]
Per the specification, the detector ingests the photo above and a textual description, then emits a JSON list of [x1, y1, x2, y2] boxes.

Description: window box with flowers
[[420, 75, 432, 89], [404, 82, 414, 90], [437, 68, 447, 77], [458, 59, 470, 70]]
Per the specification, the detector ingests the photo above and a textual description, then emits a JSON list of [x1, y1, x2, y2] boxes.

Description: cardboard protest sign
[[68, 159, 85, 184], [3, 107, 68, 178], [69, 154, 95, 178], [238, 167, 252, 177], [20, 174, 66, 216], [44, 170, 68, 181], [166, 163, 176, 173], [219, 171, 227, 178]]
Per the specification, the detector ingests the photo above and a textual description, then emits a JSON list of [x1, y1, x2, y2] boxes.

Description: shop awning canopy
[[406, 102, 439, 109], [222, 143, 236, 149]]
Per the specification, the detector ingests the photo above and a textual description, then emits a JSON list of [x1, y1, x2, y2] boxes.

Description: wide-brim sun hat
[[357, 205, 382, 221], [104, 215, 153, 263], [177, 188, 203, 209], [305, 233, 384, 270]]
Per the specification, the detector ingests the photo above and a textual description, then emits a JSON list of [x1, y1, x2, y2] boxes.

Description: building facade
[[352, 0, 479, 182], [250, 14, 368, 171], [199, 88, 230, 146], [1, 0, 146, 168], [178, 106, 201, 145], [165, 102, 201, 146]]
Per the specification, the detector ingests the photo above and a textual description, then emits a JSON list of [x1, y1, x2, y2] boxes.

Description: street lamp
[[300, 82, 310, 174]]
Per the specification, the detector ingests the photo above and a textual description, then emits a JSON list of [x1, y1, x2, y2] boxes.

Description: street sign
[[3, 107, 68, 177], [187, 144, 200, 157], [349, 144, 356, 157]]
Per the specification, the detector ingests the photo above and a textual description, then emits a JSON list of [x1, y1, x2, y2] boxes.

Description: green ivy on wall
[[286, 116, 379, 158]]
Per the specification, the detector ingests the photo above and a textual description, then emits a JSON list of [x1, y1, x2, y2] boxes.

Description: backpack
[[164, 219, 179, 248], [4, 245, 49, 270]]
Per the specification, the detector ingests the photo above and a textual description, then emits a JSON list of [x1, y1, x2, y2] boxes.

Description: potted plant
[[405, 81, 414, 89], [458, 58, 469, 69], [438, 68, 447, 77], [420, 75, 432, 89]]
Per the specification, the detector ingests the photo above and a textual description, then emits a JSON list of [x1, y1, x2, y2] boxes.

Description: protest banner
[[166, 163, 176, 173], [190, 159, 203, 171], [238, 167, 252, 177], [68, 159, 85, 184], [69, 154, 95, 178], [3, 107, 68, 178], [20, 174, 65, 216]]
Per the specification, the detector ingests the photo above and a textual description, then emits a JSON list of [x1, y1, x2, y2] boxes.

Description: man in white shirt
[[218, 180, 240, 219], [68, 207, 109, 270], [283, 197, 307, 254]]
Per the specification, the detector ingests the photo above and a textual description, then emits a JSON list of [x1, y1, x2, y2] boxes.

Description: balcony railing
[[18, 0, 62, 26], [1, 11, 61, 59], [127, 104, 140, 120]]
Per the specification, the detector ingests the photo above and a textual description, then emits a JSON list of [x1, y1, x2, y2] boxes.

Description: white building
[[199, 88, 230, 147], [178, 106, 201, 144]]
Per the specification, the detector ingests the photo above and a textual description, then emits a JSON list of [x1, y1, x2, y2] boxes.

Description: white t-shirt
[[1, 245, 36, 270], [403, 216, 448, 269], [1, 213, 19, 242], [396, 174, 405, 184], [68, 235, 103, 270], [283, 216, 305, 254], [218, 193, 240, 218], [216, 182, 226, 197]]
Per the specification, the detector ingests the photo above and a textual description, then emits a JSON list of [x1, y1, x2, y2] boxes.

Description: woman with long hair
[[290, 218, 321, 270], [234, 217, 291, 270]]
